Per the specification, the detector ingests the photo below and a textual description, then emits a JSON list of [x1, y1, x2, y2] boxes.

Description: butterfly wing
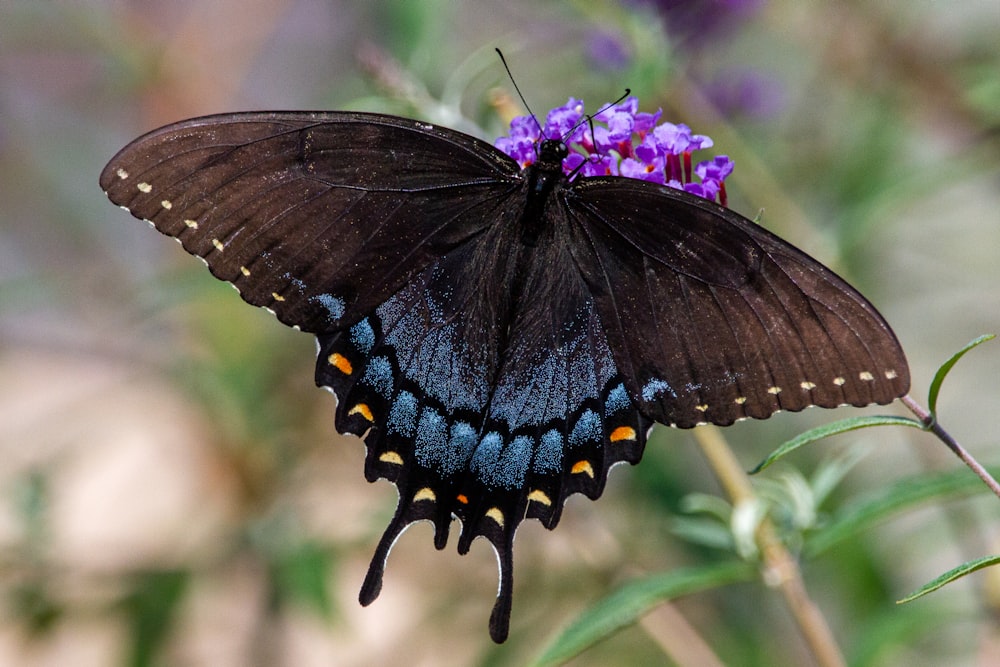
[[100, 111, 522, 333], [101, 111, 911, 644], [103, 113, 646, 642], [563, 177, 910, 429], [314, 202, 650, 642]]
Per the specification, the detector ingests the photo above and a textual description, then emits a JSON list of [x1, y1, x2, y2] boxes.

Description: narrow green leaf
[[898, 554, 1000, 603], [805, 467, 1000, 558], [750, 415, 922, 474], [670, 516, 737, 551], [848, 603, 953, 667], [122, 570, 189, 667], [927, 334, 995, 416], [270, 542, 334, 619], [529, 561, 754, 667]]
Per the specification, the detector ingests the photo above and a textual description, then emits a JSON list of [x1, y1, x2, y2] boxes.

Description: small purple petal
[[687, 181, 719, 199], [696, 155, 735, 182], [563, 152, 586, 174], [591, 125, 615, 154], [688, 133, 714, 151], [653, 122, 691, 154], [604, 111, 635, 142], [544, 98, 585, 140], [633, 135, 663, 165], [620, 158, 665, 183], [633, 108, 663, 136], [583, 154, 619, 177]]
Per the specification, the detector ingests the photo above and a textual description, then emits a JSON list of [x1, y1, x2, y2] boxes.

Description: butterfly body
[[101, 110, 908, 642]]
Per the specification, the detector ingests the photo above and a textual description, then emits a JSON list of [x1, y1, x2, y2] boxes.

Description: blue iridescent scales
[[100, 109, 908, 644], [312, 247, 651, 641]]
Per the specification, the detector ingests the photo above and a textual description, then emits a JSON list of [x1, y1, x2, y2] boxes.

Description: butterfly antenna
[[561, 89, 632, 180], [564, 88, 631, 141], [495, 48, 544, 137]]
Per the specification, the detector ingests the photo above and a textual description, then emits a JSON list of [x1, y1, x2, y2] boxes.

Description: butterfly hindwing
[[563, 177, 909, 428], [312, 204, 650, 641]]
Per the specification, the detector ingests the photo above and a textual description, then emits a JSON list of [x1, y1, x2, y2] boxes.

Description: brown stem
[[900, 394, 1000, 500], [694, 426, 847, 667]]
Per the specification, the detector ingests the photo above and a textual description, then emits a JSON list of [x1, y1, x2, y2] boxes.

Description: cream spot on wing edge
[[116, 168, 129, 179], [885, 369, 898, 380], [161, 200, 172, 210], [833, 376, 846, 386], [184, 219, 199, 229], [800, 381, 816, 390], [767, 386, 782, 395], [734, 396, 747, 405], [859, 371, 875, 382], [240, 266, 251, 276], [527, 489, 551, 506], [211, 239, 224, 252], [414, 487, 436, 502], [137, 182, 152, 193]]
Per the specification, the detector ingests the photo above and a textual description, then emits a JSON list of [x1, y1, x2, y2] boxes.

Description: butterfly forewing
[[100, 112, 522, 333], [564, 177, 909, 428]]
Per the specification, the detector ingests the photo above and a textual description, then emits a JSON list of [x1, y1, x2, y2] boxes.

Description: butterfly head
[[535, 138, 569, 173]]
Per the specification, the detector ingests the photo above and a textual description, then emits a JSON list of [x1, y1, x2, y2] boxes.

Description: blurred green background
[[1, 1, 999, 665]]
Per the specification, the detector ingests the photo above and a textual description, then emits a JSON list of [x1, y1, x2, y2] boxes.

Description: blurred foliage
[[1, 0, 998, 666]]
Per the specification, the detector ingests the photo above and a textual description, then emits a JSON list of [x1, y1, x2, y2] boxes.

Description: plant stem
[[900, 394, 1000, 500], [694, 426, 847, 667]]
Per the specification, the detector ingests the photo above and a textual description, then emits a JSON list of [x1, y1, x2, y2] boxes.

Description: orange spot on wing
[[328, 352, 353, 375], [456, 494, 469, 505], [571, 460, 595, 478], [609, 426, 636, 442], [348, 403, 373, 422]]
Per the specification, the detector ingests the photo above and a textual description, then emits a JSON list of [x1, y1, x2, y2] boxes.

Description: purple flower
[[633, 0, 766, 46], [696, 155, 735, 183], [705, 69, 786, 119], [653, 122, 713, 154], [544, 98, 586, 143], [494, 115, 540, 167], [494, 96, 733, 204], [587, 30, 631, 71]]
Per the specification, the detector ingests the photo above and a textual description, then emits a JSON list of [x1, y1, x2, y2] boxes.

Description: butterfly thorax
[[518, 139, 568, 247]]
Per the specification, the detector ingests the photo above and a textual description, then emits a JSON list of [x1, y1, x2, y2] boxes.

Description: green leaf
[[805, 467, 1000, 558], [670, 516, 736, 551], [749, 415, 922, 474], [529, 561, 754, 667], [809, 445, 868, 507], [269, 542, 335, 620], [897, 554, 1000, 603], [927, 334, 996, 417], [848, 602, 953, 667], [121, 570, 189, 667]]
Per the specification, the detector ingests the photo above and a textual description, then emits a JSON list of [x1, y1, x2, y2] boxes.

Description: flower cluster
[[495, 96, 733, 205]]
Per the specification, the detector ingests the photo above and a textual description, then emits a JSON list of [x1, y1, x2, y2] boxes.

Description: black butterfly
[[100, 110, 909, 642]]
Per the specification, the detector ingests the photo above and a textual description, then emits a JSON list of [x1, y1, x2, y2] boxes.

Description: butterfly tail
[[488, 538, 515, 643], [358, 508, 405, 607]]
